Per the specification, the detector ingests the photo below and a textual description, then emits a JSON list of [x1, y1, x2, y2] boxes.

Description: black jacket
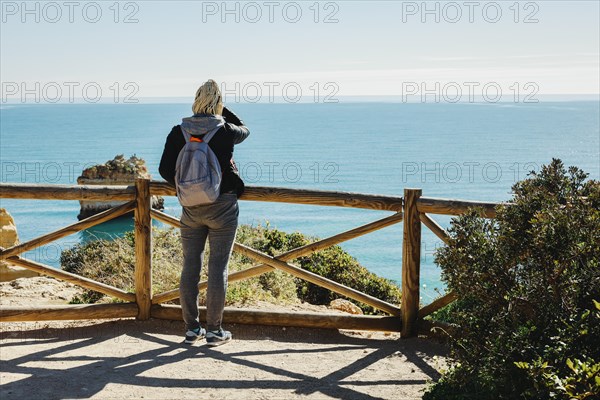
[[159, 107, 250, 197]]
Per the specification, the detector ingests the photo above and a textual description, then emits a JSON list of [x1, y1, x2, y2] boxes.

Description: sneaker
[[184, 327, 206, 344], [206, 329, 232, 346]]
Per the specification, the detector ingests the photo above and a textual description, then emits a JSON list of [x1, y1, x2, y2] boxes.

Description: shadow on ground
[[1, 319, 448, 400]]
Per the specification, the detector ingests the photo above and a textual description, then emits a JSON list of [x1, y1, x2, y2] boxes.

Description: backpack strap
[[202, 126, 220, 143], [181, 129, 192, 143]]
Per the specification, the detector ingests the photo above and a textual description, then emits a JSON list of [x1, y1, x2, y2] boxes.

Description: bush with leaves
[[62, 229, 184, 304], [234, 223, 402, 314], [61, 224, 401, 314], [424, 159, 600, 400]]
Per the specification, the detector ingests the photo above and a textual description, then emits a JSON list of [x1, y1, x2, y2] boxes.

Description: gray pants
[[179, 193, 239, 332]]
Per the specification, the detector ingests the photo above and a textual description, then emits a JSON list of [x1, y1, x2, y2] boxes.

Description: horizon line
[[1, 94, 599, 106]]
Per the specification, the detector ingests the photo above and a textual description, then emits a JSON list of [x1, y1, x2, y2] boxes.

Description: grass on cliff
[[61, 224, 401, 314]]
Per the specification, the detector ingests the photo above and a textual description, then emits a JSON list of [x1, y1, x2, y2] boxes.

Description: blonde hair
[[192, 79, 223, 115]]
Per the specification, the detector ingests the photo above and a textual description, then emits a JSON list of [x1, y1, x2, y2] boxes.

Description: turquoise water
[[1, 102, 598, 301]]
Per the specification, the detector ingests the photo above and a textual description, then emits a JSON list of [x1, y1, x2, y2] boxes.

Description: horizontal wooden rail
[[1, 182, 506, 217], [0, 303, 138, 322], [418, 292, 458, 318], [6, 256, 135, 302], [0, 201, 135, 261], [0, 183, 135, 201], [417, 197, 499, 218], [233, 242, 402, 316], [149, 181, 403, 211], [151, 209, 403, 304], [419, 213, 451, 244], [151, 304, 402, 332]]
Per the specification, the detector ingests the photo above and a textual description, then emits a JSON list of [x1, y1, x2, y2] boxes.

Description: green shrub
[[61, 223, 401, 314], [62, 230, 177, 303], [424, 159, 600, 399], [238, 223, 402, 314]]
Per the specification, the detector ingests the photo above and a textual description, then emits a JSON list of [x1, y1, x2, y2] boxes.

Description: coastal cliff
[[0, 208, 39, 281]]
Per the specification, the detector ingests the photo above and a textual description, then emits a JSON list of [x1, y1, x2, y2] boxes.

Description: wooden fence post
[[134, 178, 152, 320], [401, 188, 422, 337]]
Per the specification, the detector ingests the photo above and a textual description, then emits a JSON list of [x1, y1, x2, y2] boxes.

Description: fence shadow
[[1, 318, 447, 400]]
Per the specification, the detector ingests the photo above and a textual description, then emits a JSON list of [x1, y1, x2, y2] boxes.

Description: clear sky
[[1, 0, 599, 101]]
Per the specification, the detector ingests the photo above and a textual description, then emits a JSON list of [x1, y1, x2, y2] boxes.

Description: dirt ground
[[0, 277, 448, 400]]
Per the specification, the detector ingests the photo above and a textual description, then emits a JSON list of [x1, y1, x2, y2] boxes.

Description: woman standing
[[159, 80, 250, 346]]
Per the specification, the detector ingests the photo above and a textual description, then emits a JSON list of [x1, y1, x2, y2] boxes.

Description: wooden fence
[[0, 179, 499, 337]]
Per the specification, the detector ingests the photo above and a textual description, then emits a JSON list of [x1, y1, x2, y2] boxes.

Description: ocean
[[1, 101, 599, 302]]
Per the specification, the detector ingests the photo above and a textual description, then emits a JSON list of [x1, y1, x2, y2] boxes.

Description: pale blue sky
[[1, 1, 599, 100]]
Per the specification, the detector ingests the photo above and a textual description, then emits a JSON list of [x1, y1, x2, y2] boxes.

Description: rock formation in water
[[77, 154, 164, 220], [0, 208, 39, 281]]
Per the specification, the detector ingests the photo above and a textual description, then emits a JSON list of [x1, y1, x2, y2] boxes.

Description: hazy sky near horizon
[[1, 0, 599, 101]]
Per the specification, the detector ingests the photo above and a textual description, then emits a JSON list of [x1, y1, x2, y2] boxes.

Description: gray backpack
[[175, 129, 222, 206]]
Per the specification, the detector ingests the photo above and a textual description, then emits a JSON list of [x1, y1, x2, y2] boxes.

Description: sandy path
[[0, 278, 448, 400]]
